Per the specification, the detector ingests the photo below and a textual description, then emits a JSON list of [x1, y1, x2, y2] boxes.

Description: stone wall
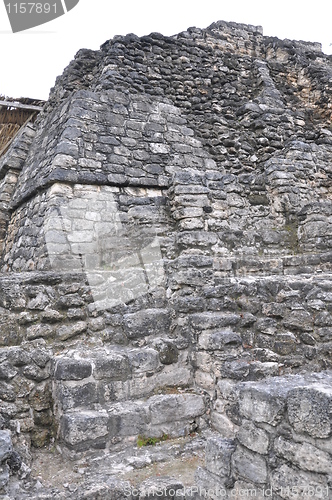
[[0, 19, 332, 498], [197, 371, 332, 499]]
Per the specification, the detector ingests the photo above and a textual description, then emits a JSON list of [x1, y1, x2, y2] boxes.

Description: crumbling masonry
[[0, 20, 332, 499]]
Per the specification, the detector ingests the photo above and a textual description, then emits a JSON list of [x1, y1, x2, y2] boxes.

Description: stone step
[[59, 392, 207, 451], [197, 371, 332, 496], [237, 370, 332, 434], [53, 346, 192, 411]]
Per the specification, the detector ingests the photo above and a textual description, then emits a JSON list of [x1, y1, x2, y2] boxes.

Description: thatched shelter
[[0, 96, 44, 157]]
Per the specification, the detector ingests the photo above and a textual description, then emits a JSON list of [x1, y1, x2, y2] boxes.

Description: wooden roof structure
[[0, 96, 45, 158]]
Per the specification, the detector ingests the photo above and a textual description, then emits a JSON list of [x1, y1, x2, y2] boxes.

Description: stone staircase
[[53, 347, 207, 452]]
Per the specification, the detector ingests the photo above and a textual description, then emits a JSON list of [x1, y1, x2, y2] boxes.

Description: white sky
[[1, 0, 332, 101]]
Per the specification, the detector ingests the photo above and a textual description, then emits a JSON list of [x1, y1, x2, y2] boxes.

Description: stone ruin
[[0, 19, 332, 499]]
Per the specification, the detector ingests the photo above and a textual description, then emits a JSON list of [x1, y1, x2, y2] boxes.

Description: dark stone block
[[123, 309, 171, 339], [93, 353, 131, 381], [55, 359, 92, 380]]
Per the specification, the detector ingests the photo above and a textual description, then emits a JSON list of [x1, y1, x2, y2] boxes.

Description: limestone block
[[0, 381, 15, 403], [283, 309, 313, 332], [0, 362, 17, 380], [238, 381, 288, 425], [287, 384, 332, 438], [153, 339, 179, 365], [57, 321, 87, 341], [93, 352, 131, 381], [127, 348, 160, 373], [108, 401, 150, 437], [190, 312, 240, 330], [28, 382, 52, 411], [210, 411, 238, 438], [232, 445, 268, 484], [205, 437, 236, 477], [149, 394, 205, 425], [274, 436, 332, 474], [56, 382, 98, 411], [271, 464, 329, 500], [123, 309, 171, 339], [0, 431, 12, 463], [237, 420, 269, 454], [0, 464, 9, 490], [22, 364, 50, 382], [198, 330, 242, 350], [195, 370, 215, 392], [54, 359, 92, 380], [60, 411, 109, 449]]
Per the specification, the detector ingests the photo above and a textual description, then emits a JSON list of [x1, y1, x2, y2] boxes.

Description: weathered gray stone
[[93, 353, 131, 381], [1, 17, 332, 498], [0, 464, 9, 489], [54, 359, 92, 380], [237, 420, 269, 455], [26, 324, 54, 340], [57, 321, 88, 340], [271, 464, 329, 500], [60, 412, 109, 449], [57, 382, 98, 411], [0, 431, 12, 463], [108, 401, 150, 437], [127, 348, 160, 373], [238, 380, 288, 425], [205, 437, 236, 477], [154, 340, 179, 365], [287, 384, 332, 438], [149, 394, 205, 425], [195, 466, 228, 499], [123, 309, 171, 339], [231, 445, 267, 484], [274, 436, 332, 474], [198, 330, 242, 350], [0, 362, 17, 380]]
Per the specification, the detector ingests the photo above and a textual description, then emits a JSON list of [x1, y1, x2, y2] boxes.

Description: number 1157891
[[5, 3, 57, 14]]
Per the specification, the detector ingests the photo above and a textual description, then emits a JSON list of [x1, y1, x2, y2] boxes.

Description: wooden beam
[[0, 99, 44, 112]]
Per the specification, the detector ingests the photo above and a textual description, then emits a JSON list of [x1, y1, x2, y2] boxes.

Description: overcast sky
[[1, 0, 331, 101]]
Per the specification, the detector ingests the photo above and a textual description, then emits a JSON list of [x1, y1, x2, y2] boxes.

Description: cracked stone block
[[198, 330, 242, 350], [127, 348, 160, 372], [149, 394, 205, 425], [93, 352, 131, 381], [54, 358, 92, 380], [237, 419, 269, 454], [238, 380, 289, 425], [205, 437, 236, 477], [274, 436, 332, 474], [210, 411, 238, 438], [271, 464, 329, 500], [287, 384, 332, 438], [56, 382, 98, 411], [0, 431, 12, 463], [123, 309, 171, 339], [108, 401, 150, 437], [60, 412, 109, 449], [0, 464, 9, 490], [232, 445, 267, 484]]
